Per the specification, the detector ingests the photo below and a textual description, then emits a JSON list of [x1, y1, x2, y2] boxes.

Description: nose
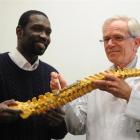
[[40, 31, 50, 40], [107, 38, 114, 45], [40, 31, 46, 37]]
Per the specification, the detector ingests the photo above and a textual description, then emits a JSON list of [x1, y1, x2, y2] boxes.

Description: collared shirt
[[65, 56, 140, 140], [110, 55, 138, 69], [9, 49, 39, 71]]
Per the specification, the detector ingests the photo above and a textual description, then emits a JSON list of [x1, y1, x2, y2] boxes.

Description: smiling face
[[103, 20, 138, 68], [17, 14, 51, 57]]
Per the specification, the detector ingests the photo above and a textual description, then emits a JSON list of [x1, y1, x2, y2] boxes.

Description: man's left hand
[[93, 74, 131, 101], [44, 108, 65, 127]]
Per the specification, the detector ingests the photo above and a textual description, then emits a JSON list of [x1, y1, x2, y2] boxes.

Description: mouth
[[107, 49, 120, 57], [108, 49, 120, 53], [35, 42, 46, 50], [110, 51, 119, 53]]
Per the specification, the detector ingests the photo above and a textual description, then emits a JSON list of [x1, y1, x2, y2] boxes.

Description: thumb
[[58, 74, 67, 89]]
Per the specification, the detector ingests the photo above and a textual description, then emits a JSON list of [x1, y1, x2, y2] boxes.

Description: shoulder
[[0, 52, 9, 58], [39, 60, 58, 73], [136, 56, 140, 68], [0, 52, 9, 63]]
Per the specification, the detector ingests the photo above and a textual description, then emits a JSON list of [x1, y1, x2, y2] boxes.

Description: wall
[[0, 0, 140, 139]]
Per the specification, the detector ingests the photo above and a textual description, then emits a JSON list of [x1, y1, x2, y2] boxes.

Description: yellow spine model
[[10, 68, 140, 119]]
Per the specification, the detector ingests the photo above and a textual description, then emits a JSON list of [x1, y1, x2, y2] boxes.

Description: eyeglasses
[[99, 35, 135, 44]]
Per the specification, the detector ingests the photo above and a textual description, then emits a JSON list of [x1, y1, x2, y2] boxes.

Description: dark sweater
[[0, 53, 67, 140]]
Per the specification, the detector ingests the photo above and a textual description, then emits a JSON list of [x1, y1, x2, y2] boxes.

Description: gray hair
[[103, 15, 140, 37]]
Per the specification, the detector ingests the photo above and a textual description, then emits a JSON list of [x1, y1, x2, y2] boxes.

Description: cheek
[[121, 45, 135, 62], [27, 35, 36, 43], [104, 46, 108, 53], [124, 44, 134, 54], [104, 47, 110, 58]]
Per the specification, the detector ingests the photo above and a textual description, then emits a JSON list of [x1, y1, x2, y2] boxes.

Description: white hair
[[103, 15, 140, 37]]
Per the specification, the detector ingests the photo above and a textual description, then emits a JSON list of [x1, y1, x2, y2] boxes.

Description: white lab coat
[[64, 56, 140, 140]]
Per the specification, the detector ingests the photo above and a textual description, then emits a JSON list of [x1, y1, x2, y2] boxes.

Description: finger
[[48, 109, 64, 118], [50, 72, 59, 79], [0, 112, 20, 122], [46, 113, 63, 123], [0, 107, 21, 114], [4, 108, 21, 114], [58, 74, 67, 88], [50, 80, 60, 90], [47, 109, 64, 120], [104, 74, 117, 81], [55, 108, 65, 115], [44, 116, 61, 127], [3, 99, 17, 105], [93, 80, 107, 87], [93, 80, 112, 91], [50, 72, 61, 90]]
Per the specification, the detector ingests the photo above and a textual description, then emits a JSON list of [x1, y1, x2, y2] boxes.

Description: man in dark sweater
[[0, 10, 67, 140]]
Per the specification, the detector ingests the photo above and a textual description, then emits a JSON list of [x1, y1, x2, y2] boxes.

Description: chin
[[109, 57, 118, 64], [35, 48, 46, 56], [37, 51, 45, 56], [108, 54, 118, 61]]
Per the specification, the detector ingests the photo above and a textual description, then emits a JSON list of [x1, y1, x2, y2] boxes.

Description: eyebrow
[[32, 24, 52, 32]]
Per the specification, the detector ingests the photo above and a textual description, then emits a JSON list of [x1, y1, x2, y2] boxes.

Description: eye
[[32, 26, 43, 32], [103, 37, 110, 42], [113, 35, 124, 41], [45, 28, 52, 36]]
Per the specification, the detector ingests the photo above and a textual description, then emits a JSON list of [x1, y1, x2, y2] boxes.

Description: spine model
[[10, 68, 140, 119]]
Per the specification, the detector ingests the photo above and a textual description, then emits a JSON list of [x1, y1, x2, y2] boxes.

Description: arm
[[0, 99, 21, 123], [93, 74, 140, 119], [125, 78, 140, 120], [47, 108, 67, 139], [93, 74, 131, 101], [64, 96, 87, 135], [50, 72, 87, 135]]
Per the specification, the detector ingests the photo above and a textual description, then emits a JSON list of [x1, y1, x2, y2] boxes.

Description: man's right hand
[[0, 99, 21, 122], [50, 72, 67, 90]]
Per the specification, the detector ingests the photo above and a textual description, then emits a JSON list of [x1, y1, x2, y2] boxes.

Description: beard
[[24, 36, 50, 56]]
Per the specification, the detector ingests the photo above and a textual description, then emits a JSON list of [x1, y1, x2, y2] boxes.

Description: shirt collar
[[110, 55, 138, 70], [9, 49, 39, 71]]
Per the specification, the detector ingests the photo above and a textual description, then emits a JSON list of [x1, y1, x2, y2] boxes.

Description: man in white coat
[[50, 15, 140, 140]]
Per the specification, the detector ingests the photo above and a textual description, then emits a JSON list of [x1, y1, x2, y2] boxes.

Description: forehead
[[27, 14, 51, 27], [103, 20, 129, 36]]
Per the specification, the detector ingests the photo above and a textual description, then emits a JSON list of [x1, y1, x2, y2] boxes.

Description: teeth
[[9, 68, 140, 119]]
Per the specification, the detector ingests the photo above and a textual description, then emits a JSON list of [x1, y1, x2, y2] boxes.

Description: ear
[[134, 37, 140, 51], [16, 26, 23, 39]]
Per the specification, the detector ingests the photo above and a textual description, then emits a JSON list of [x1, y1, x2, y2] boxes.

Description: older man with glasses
[[50, 15, 140, 140]]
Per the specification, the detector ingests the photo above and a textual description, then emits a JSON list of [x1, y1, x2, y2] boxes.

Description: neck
[[115, 55, 137, 69], [17, 47, 38, 65], [23, 55, 38, 65]]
